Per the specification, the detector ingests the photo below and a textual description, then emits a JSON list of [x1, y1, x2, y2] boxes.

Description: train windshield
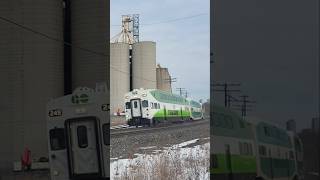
[[49, 128, 66, 150], [125, 102, 131, 109], [142, 100, 148, 107]]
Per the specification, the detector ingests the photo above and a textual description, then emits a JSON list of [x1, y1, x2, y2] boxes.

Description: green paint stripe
[[260, 158, 296, 178], [212, 154, 256, 174], [154, 109, 190, 118]]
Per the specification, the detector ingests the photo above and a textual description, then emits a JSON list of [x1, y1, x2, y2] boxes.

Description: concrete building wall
[[156, 64, 172, 93], [110, 43, 130, 114], [132, 41, 156, 89], [71, 0, 109, 89], [0, 0, 64, 174]]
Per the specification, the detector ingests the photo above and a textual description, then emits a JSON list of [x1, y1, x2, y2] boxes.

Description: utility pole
[[176, 88, 185, 96], [164, 77, 176, 93], [164, 77, 177, 83], [185, 91, 189, 98], [213, 82, 241, 107], [238, 95, 256, 117]]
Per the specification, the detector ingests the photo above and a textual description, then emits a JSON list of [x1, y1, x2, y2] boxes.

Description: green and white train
[[47, 86, 110, 180], [124, 88, 203, 126], [211, 106, 304, 180]]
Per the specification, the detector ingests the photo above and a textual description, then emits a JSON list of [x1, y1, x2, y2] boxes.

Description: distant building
[[286, 119, 297, 133], [156, 64, 172, 93], [312, 117, 319, 133], [298, 128, 319, 175], [298, 117, 320, 176]]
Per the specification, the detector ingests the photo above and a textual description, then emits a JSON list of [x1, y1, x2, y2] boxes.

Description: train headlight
[[53, 170, 59, 176], [75, 108, 87, 114]]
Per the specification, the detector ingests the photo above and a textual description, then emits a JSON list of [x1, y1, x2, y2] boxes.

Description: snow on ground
[[111, 138, 210, 180]]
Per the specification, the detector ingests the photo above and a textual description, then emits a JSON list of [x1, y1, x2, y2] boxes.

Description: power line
[[176, 88, 185, 96], [213, 82, 241, 107], [142, 13, 208, 26], [0, 15, 157, 83], [111, 13, 208, 27]]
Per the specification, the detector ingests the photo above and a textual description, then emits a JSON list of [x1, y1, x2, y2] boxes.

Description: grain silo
[[132, 41, 156, 89], [0, 0, 64, 174], [110, 43, 130, 114], [156, 64, 172, 93], [71, 0, 109, 89]]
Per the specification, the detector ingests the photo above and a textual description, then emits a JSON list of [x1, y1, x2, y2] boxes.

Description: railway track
[[110, 118, 209, 137]]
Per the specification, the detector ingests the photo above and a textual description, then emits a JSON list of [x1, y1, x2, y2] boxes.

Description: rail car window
[[49, 128, 66, 150], [264, 126, 270, 136], [249, 144, 253, 155], [239, 119, 245, 128], [289, 151, 294, 159], [225, 116, 233, 128], [102, 123, 110, 146], [158, 103, 160, 109], [134, 101, 138, 108], [77, 126, 88, 148], [150, 103, 153, 109], [142, 100, 148, 107], [126, 102, 131, 109], [259, 145, 267, 156]]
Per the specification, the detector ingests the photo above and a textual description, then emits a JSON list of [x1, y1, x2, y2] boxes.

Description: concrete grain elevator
[[110, 15, 156, 114], [0, 0, 109, 176]]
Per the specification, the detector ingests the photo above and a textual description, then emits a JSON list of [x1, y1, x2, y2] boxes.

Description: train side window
[[142, 100, 148, 108], [239, 142, 243, 154], [264, 126, 270, 136], [154, 103, 158, 109], [102, 123, 110, 146], [259, 145, 267, 156], [150, 103, 153, 109], [125, 102, 131, 109], [158, 103, 160, 109], [289, 151, 294, 159], [239, 119, 245, 128], [49, 128, 66, 150], [249, 144, 253, 155], [77, 126, 88, 148]]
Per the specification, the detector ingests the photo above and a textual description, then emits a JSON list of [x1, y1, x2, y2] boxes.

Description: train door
[[131, 99, 142, 117], [66, 117, 101, 178], [225, 144, 233, 180]]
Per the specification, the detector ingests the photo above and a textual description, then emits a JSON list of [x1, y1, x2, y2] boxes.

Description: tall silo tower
[[110, 43, 130, 114], [156, 64, 173, 93], [71, 0, 109, 89], [0, 0, 64, 173], [132, 41, 157, 89]]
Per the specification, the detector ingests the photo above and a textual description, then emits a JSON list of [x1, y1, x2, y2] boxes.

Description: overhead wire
[[0, 15, 157, 82], [111, 13, 208, 27], [0, 13, 208, 83]]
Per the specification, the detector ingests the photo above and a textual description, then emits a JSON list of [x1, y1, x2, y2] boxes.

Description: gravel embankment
[[110, 120, 210, 159]]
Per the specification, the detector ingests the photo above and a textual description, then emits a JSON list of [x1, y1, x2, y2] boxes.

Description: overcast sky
[[111, 0, 210, 102], [213, 0, 319, 130]]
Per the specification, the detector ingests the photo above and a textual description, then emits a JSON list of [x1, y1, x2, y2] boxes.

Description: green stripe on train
[[260, 158, 296, 178], [153, 109, 190, 118], [212, 154, 256, 174]]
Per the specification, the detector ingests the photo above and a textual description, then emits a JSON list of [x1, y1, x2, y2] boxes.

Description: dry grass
[[112, 142, 210, 180]]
